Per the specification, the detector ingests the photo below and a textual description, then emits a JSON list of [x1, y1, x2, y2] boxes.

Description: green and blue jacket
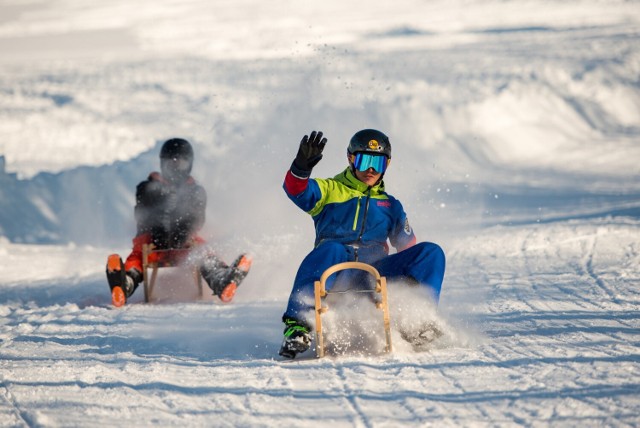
[[284, 167, 416, 256]]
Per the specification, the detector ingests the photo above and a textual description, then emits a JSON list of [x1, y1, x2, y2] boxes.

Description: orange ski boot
[[106, 254, 128, 307], [218, 254, 252, 303]]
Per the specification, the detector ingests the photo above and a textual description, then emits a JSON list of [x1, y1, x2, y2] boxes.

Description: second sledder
[[106, 138, 251, 307]]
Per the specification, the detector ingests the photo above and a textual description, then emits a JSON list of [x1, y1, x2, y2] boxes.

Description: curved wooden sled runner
[[314, 261, 392, 358]]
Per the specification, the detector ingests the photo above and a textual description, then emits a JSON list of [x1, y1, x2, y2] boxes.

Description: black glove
[[290, 131, 327, 178]]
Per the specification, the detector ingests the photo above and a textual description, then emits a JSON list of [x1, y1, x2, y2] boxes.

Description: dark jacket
[[134, 172, 207, 249]]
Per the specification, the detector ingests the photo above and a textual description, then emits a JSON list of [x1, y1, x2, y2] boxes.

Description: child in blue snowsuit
[[279, 129, 446, 359]]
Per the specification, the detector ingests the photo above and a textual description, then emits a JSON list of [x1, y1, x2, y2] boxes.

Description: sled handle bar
[[314, 261, 392, 358]]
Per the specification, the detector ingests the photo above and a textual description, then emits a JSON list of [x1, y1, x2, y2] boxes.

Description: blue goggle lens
[[353, 153, 389, 173]]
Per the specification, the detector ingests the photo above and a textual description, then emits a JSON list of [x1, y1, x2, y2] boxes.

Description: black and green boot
[[278, 318, 312, 359]]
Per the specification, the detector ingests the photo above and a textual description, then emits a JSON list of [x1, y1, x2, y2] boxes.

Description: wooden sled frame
[[314, 261, 393, 358], [141, 243, 204, 303]]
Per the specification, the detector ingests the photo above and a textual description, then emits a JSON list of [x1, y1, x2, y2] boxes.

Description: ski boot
[[106, 254, 137, 307], [399, 321, 444, 351], [278, 318, 312, 359], [202, 254, 252, 303]]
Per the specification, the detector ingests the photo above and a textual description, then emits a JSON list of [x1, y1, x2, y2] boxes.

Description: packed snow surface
[[1, 0, 639, 426]]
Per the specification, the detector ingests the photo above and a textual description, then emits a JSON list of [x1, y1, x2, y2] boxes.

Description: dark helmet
[[160, 138, 194, 183], [347, 129, 391, 158]]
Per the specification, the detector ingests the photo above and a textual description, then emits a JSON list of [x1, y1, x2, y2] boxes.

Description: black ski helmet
[[160, 138, 194, 183], [347, 129, 392, 158]]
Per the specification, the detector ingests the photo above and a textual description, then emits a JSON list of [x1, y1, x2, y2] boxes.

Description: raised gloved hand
[[291, 130, 327, 178]]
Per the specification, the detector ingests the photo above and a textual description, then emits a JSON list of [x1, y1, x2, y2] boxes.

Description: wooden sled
[[314, 262, 393, 358], [141, 243, 204, 303]]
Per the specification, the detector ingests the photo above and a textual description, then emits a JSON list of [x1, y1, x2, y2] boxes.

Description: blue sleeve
[[389, 199, 417, 251], [283, 174, 323, 213]]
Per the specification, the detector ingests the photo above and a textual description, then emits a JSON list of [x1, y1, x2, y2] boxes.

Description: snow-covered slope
[[1, 0, 639, 425], [1, 217, 638, 426]]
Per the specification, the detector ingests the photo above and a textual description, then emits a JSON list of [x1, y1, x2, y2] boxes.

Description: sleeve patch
[[404, 218, 413, 235]]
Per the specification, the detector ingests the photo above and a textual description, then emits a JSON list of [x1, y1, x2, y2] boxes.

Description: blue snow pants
[[283, 241, 445, 323]]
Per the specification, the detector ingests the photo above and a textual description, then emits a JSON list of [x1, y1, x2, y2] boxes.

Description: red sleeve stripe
[[284, 170, 309, 196]]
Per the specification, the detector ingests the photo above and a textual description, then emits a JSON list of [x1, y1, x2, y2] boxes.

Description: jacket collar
[[334, 167, 385, 194]]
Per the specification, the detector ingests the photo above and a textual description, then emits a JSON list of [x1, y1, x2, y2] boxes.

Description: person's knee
[[413, 242, 445, 264], [410, 242, 446, 285], [430, 243, 446, 266]]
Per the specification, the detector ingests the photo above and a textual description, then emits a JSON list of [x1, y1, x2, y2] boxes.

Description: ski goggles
[[351, 152, 390, 174]]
